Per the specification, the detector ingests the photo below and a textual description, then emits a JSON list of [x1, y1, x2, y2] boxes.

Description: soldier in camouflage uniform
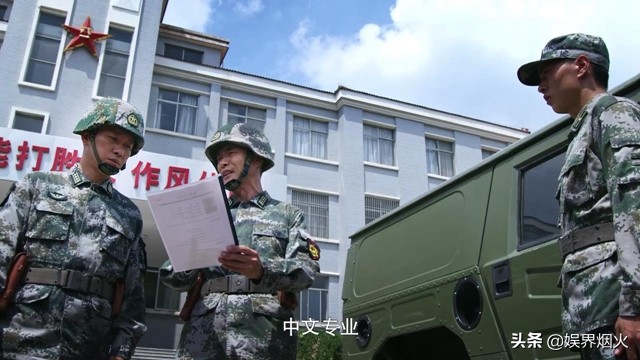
[[160, 123, 320, 360], [519, 33, 640, 359], [0, 98, 147, 359]]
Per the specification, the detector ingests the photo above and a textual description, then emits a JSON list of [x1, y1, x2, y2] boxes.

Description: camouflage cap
[[517, 33, 609, 86], [73, 97, 145, 155], [205, 123, 275, 173]]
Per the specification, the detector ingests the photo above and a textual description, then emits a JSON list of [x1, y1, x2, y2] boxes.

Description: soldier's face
[[83, 126, 135, 169], [216, 145, 249, 183], [537, 59, 581, 115]]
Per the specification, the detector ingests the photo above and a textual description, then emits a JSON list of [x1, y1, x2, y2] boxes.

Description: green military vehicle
[[341, 76, 640, 360]]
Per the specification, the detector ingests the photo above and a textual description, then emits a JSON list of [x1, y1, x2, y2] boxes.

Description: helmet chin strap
[[89, 136, 124, 176], [224, 154, 253, 191]]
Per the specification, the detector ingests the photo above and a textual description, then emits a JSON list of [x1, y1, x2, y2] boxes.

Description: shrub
[[297, 329, 343, 360]]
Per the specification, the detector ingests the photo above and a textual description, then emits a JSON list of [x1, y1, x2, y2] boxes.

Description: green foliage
[[297, 330, 343, 360]]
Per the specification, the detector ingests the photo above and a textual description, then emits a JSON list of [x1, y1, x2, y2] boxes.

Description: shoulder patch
[[304, 235, 320, 261], [308, 239, 320, 260]]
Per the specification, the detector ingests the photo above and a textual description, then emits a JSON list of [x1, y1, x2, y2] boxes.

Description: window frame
[[9, 107, 49, 134], [426, 136, 455, 177], [143, 268, 181, 312], [297, 275, 329, 322], [291, 116, 328, 160], [154, 88, 201, 136], [19, 9, 67, 90], [363, 123, 395, 166], [164, 43, 203, 64], [291, 189, 329, 239], [0, 4, 9, 21], [482, 149, 496, 160], [96, 24, 133, 99], [364, 194, 400, 224], [227, 102, 267, 130], [517, 147, 566, 250]]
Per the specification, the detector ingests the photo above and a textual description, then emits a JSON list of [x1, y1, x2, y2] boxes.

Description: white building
[[0, 0, 529, 353]]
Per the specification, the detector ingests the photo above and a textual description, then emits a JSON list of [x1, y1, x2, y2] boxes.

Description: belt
[[558, 222, 615, 259], [24, 268, 115, 301], [200, 275, 272, 295]]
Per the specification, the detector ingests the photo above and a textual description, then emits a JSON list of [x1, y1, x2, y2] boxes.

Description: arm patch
[[300, 229, 321, 260]]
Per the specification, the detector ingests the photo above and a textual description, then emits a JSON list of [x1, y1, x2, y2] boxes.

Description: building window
[[155, 89, 199, 135], [144, 269, 180, 311], [426, 138, 454, 177], [227, 103, 266, 130], [292, 117, 328, 159], [363, 124, 394, 166], [482, 149, 496, 160], [97, 26, 132, 98], [365, 195, 399, 224], [164, 43, 203, 64], [520, 151, 565, 247], [0, 5, 8, 21], [291, 190, 329, 239], [12, 112, 44, 133], [298, 275, 328, 321], [24, 11, 65, 86]]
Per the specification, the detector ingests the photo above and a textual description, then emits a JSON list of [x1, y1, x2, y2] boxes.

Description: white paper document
[[147, 175, 238, 272]]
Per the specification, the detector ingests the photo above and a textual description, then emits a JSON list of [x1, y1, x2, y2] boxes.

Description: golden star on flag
[[63, 16, 111, 58]]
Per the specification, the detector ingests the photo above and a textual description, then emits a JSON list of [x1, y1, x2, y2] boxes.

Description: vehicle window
[[519, 151, 566, 247]]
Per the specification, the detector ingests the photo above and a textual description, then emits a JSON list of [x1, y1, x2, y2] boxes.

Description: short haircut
[[592, 63, 609, 90]]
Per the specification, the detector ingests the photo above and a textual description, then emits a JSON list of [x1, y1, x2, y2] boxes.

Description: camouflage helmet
[[73, 97, 145, 156], [205, 123, 274, 172]]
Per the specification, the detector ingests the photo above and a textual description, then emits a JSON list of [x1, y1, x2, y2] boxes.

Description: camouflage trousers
[[1, 291, 114, 360], [176, 294, 297, 360], [560, 253, 620, 334], [561, 254, 624, 360]]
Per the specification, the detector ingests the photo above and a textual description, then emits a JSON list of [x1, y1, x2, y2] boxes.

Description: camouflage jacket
[[0, 165, 147, 359], [558, 93, 640, 332], [161, 190, 320, 317]]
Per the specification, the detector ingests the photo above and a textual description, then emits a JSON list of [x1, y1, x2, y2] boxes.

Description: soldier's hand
[[615, 315, 640, 360], [219, 245, 264, 280]]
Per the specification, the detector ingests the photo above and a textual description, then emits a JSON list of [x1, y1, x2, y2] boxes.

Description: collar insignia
[[71, 171, 84, 187], [570, 109, 587, 135], [257, 195, 267, 207]]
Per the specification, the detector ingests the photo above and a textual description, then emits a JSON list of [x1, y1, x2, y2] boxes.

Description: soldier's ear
[[575, 55, 591, 79], [80, 132, 90, 145]]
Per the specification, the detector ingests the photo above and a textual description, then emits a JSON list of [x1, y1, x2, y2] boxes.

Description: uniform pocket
[[89, 296, 112, 320], [191, 293, 221, 317], [557, 143, 593, 208], [252, 225, 287, 258], [250, 293, 290, 320], [15, 283, 51, 304], [100, 216, 134, 266], [560, 242, 616, 274], [25, 198, 74, 241]]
